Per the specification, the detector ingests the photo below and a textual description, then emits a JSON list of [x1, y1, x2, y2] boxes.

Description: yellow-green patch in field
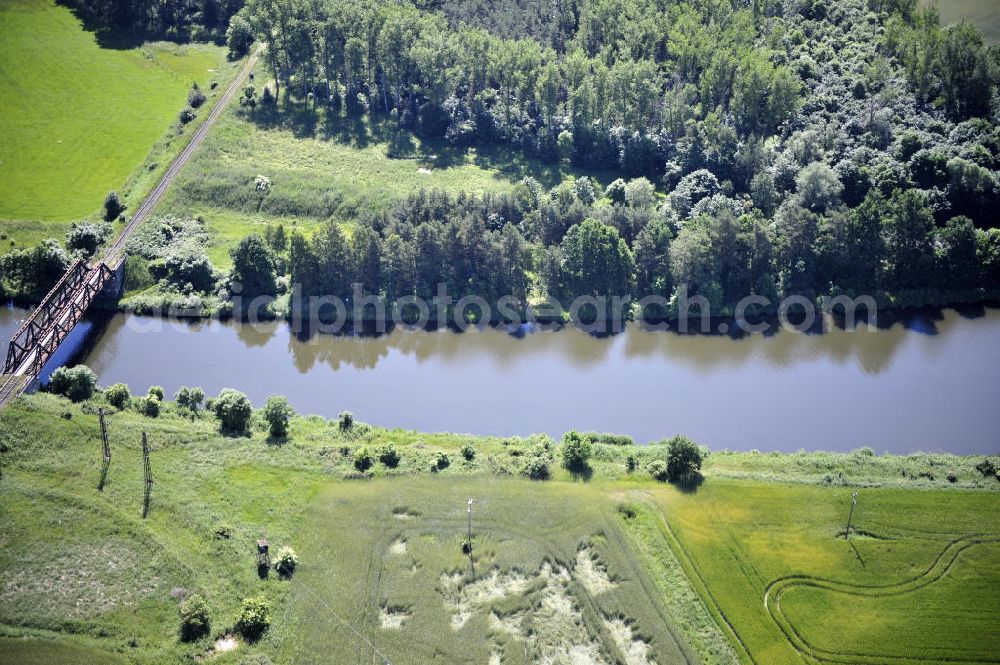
[[649, 481, 1000, 665]]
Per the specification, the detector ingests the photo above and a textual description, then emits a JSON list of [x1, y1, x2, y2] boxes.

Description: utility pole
[[844, 491, 858, 539], [142, 432, 152, 487], [98, 408, 111, 491], [99, 408, 110, 462], [466, 498, 474, 551], [142, 432, 153, 518]]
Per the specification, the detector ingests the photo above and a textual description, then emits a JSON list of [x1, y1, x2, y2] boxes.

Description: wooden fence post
[[97, 408, 111, 491], [142, 432, 152, 517]]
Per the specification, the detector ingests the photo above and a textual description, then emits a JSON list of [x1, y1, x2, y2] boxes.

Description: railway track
[[103, 45, 262, 266], [0, 46, 262, 408]]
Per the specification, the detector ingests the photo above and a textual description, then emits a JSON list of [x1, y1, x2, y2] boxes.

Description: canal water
[[2, 303, 999, 454]]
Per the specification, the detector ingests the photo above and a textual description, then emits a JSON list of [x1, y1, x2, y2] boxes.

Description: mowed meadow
[[933, 0, 1000, 44], [1, 391, 998, 664], [0, 0, 233, 245]]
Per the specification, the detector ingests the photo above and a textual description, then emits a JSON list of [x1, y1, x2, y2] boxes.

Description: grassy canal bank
[[0, 390, 997, 664]]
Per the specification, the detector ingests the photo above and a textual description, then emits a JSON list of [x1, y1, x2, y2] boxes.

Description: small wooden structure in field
[[256, 539, 270, 567]]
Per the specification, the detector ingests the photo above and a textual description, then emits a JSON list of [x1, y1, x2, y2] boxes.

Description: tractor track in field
[[764, 534, 1000, 665], [599, 506, 699, 665]]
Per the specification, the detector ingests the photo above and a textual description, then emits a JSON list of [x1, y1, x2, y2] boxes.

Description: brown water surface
[[2, 304, 997, 453]]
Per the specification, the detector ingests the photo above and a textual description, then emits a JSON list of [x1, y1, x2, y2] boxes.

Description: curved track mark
[[764, 534, 1000, 664]]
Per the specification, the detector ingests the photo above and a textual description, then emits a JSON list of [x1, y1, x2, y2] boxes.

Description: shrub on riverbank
[[578, 432, 634, 446], [48, 365, 97, 402], [135, 395, 161, 418], [378, 444, 401, 468], [561, 430, 593, 471], [664, 435, 704, 483], [262, 395, 293, 438], [353, 446, 373, 472], [175, 386, 205, 413], [66, 221, 112, 258], [522, 454, 551, 480], [104, 383, 130, 409], [213, 389, 253, 434]]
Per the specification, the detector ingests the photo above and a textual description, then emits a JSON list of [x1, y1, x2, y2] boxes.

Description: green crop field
[[0, 0, 232, 246], [645, 481, 1000, 665], [0, 392, 997, 664], [281, 478, 701, 665]]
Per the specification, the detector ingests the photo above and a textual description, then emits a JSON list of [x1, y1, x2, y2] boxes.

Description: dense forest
[[260, 178, 999, 318], [57, 0, 243, 42], [6, 0, 1000, 321], [219, 0, 1000, 317], [237, 0, 998, 188]]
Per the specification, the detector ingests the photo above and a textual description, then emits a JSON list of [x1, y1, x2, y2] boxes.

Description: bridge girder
[[3, 261, 119, 376]]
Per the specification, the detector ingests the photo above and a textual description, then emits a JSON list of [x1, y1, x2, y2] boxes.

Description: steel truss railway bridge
[[0, 48, 260, 408]]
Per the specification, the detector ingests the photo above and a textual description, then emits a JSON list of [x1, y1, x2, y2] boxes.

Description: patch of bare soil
[[214, 634, 238, 653]]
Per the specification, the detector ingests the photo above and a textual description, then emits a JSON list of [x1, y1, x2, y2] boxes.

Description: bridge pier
[[99, 260, 126, 302]]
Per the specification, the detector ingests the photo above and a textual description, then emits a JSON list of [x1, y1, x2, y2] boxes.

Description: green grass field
[[647, 481, 1000, 665], [195, 207, 333, 270], [0, 392, 997, 664], [0, 0, 232, 246], [933, 0, 1000, 43]]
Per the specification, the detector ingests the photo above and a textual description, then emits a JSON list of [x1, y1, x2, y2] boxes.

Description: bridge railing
[[3, 261, 115, 375], [4, 259, 88, 373], [28, 263, 115, 377]]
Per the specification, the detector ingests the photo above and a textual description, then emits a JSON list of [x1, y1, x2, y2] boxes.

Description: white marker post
[[844, 491, 858, 539], [467, 498, 474, 552]]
